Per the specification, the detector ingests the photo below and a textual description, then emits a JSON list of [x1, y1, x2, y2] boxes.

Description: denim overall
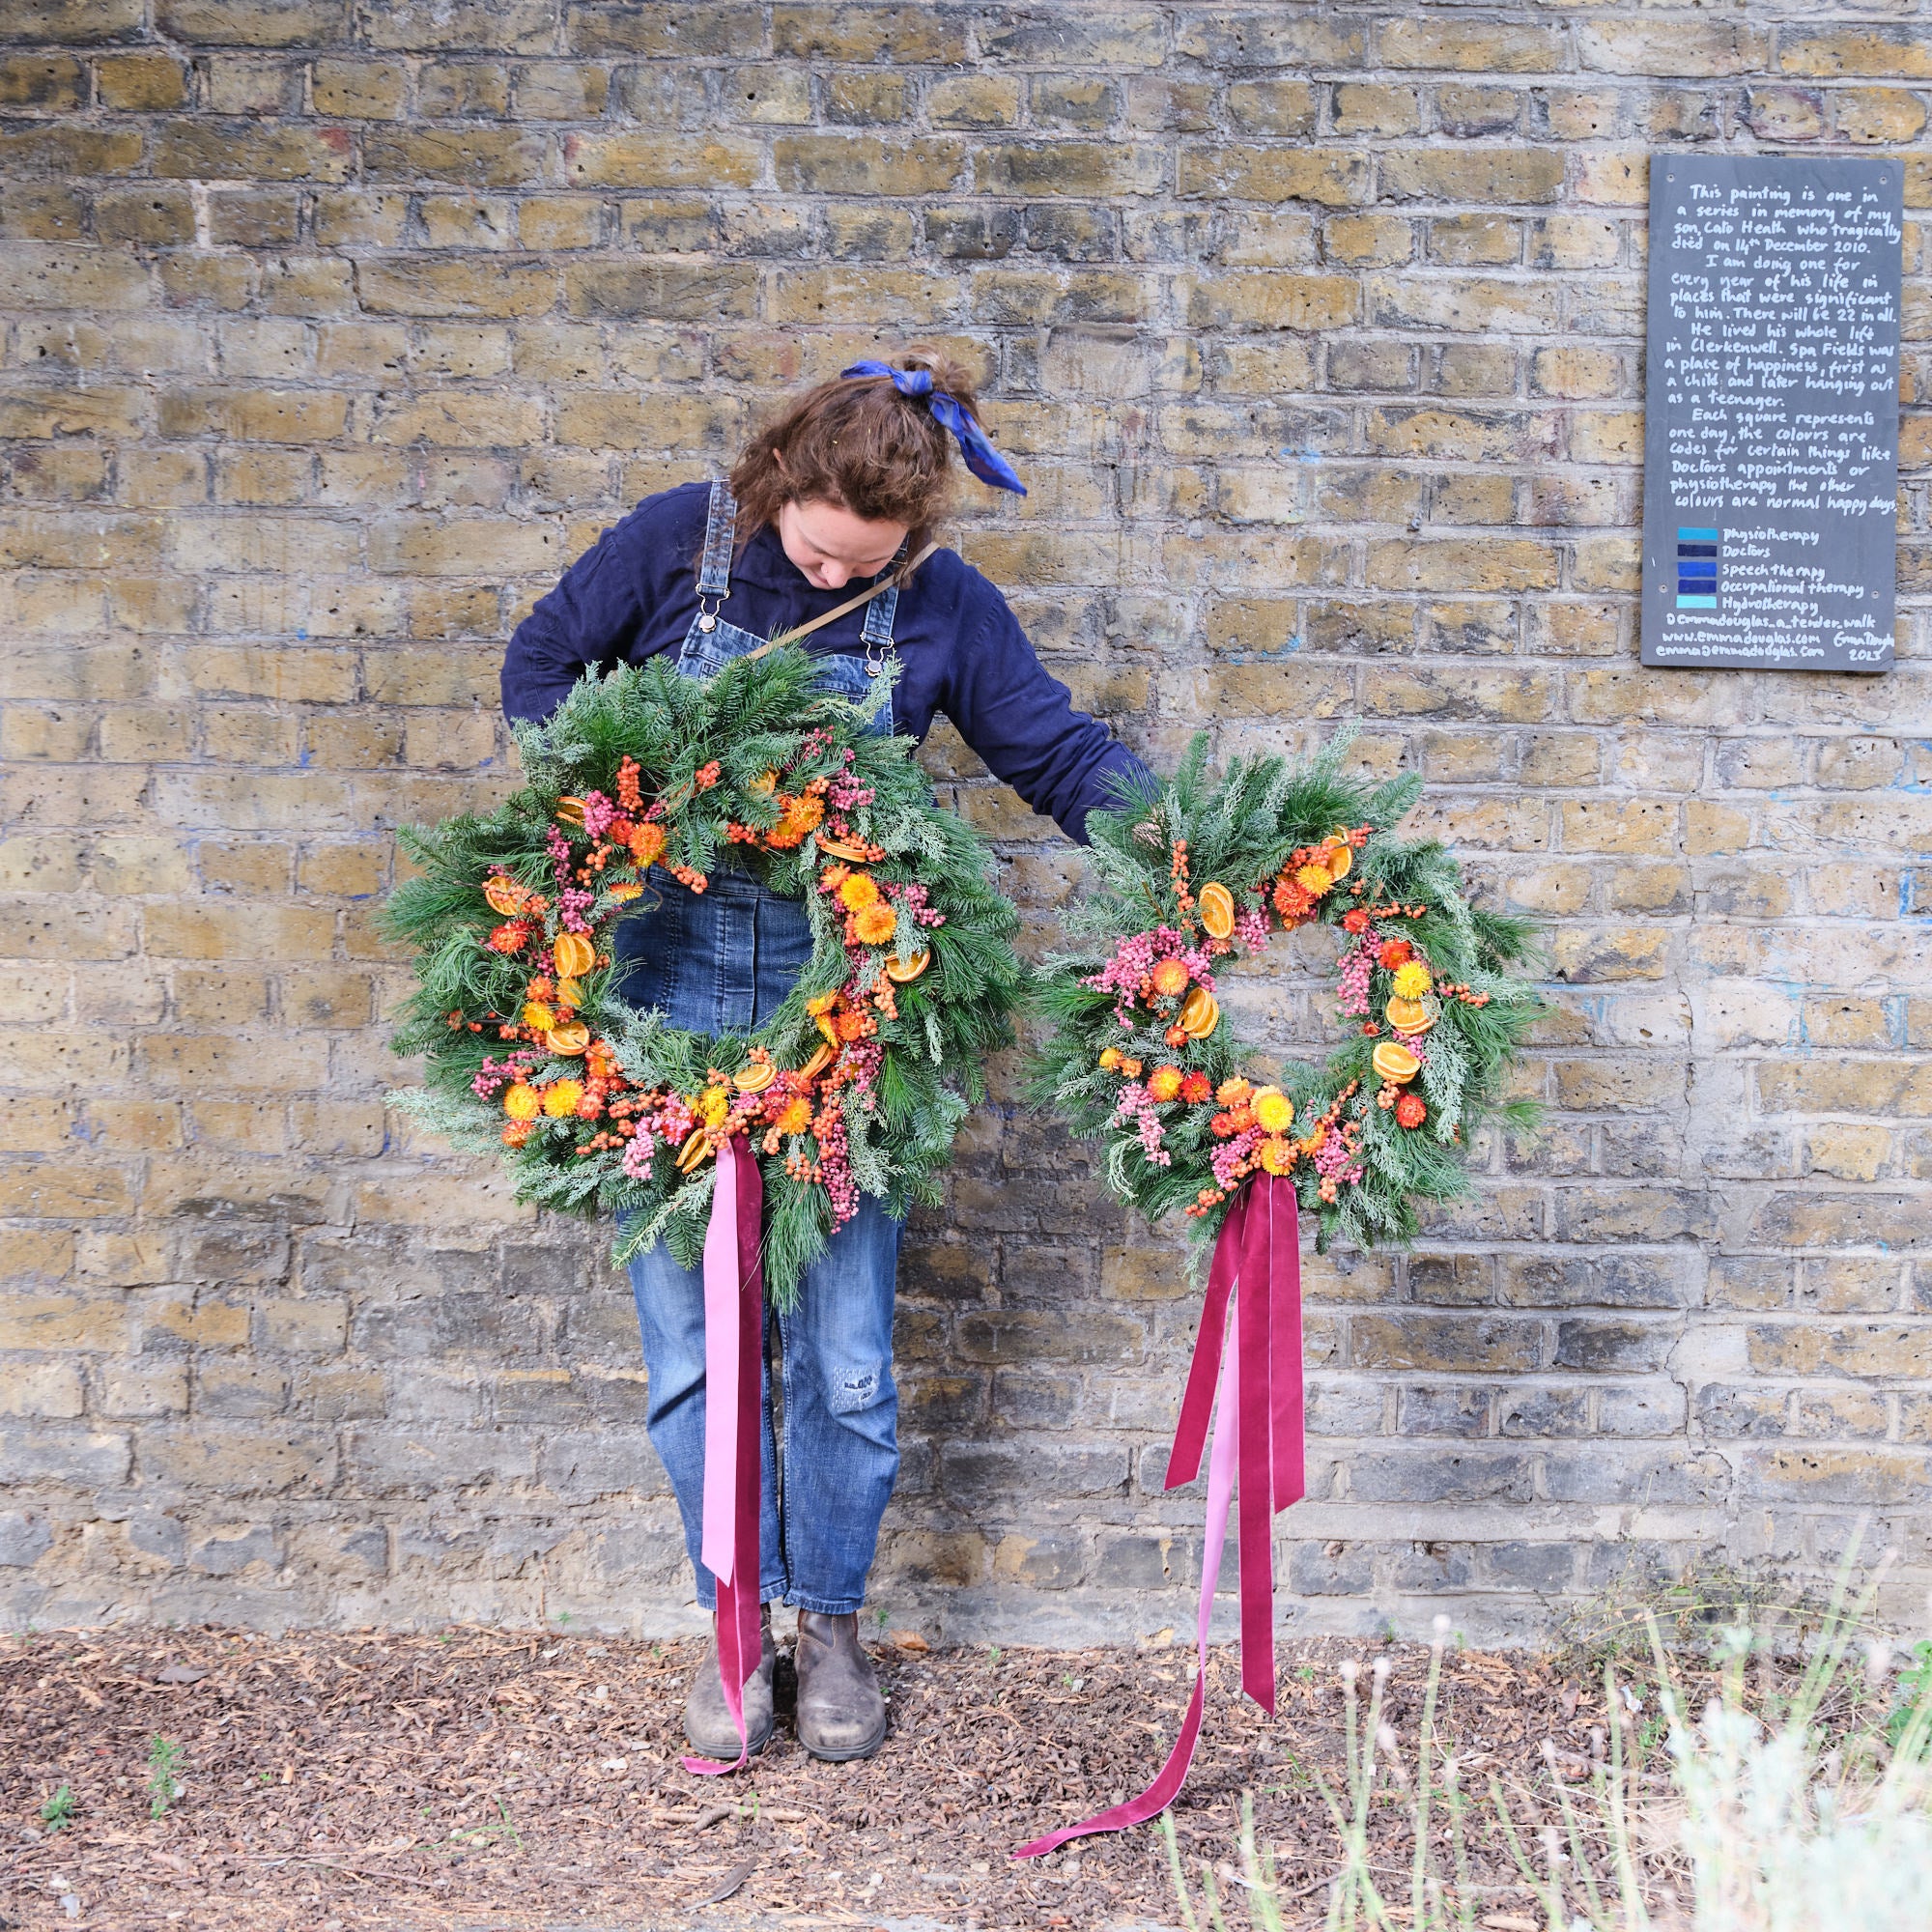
[[621, 482, 906, 1617]]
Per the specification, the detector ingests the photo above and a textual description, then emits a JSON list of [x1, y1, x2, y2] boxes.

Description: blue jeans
[[618, 867, 904, 1614]]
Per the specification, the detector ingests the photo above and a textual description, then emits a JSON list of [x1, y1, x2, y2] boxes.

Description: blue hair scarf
[[839, 359, 1027, 496]]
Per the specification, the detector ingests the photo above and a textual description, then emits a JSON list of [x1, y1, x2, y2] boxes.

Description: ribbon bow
[[839, 360, 1027, 496]]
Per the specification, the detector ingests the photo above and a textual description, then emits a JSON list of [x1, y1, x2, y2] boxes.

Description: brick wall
[[2, 2, 1928, 1643]]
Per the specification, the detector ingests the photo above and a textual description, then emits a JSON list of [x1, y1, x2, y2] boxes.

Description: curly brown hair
[[726, 346, 982, 553]]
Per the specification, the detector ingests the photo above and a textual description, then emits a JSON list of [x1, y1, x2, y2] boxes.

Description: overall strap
[[860, 540, 907, 650], [696, 481, 736, 600]]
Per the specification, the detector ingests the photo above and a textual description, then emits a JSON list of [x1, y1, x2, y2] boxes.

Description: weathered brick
[[1378, 21, 1562, 74], [0, 0, 1920, 1646], [153, 121, 356, 184]]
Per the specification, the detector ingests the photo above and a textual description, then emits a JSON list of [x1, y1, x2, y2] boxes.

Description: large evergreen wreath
[[1033, 731, 1544, 1256], [384, 649, 1024, 1306]]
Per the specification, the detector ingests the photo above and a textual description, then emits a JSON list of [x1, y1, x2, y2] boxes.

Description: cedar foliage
[[1032, 728, 1545, 1260], [384, 649, 1024, 1306]]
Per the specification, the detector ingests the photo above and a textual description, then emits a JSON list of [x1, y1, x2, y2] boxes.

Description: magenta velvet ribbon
[[680, 1136, 766, 1777], [1013, 1174, 1303, 1859]]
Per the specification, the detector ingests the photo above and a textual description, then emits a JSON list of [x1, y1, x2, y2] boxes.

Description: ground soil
[[1, 1620, 1686, 1932]]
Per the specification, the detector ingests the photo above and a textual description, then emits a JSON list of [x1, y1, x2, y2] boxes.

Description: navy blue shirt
[[499, 483, 1147, 844]]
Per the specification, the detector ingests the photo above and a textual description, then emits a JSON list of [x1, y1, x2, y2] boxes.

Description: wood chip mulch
[[1, 1621, 1683, 1932]]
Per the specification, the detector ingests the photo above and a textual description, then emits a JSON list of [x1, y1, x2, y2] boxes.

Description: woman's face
[[777, 497, 908, 590]]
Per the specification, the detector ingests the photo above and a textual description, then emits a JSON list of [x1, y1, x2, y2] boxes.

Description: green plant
[[1557, 1552, 1835, 1683], [1888, 1641, 1932, 1749], [1161, 1558, 1932, 1932], [39, 1783, 73, 1833], [448, 1796, 522, 1851], [146, 1736, 185, 1819]]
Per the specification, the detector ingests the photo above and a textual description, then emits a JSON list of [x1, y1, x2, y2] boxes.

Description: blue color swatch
[[1675, 526, 1719, 609]]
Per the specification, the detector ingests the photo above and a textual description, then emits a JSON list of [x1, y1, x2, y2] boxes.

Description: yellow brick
[[565, 131, 762, 189], [0, 1164, 134, 1218], [0, 1294, 132, 1350], [144, 902, 335, 962]]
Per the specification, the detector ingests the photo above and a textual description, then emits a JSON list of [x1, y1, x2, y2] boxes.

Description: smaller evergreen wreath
[[384, 648, 1024, 1306], [1034, 731, 1544, 1256]]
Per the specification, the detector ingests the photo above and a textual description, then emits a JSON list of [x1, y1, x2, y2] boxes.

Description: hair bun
[[898, 345, 981, 419]]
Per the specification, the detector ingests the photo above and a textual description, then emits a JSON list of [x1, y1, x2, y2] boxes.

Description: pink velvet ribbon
[[1013, 1174, 1303, 1858], [681, 1136, 766, 1777]]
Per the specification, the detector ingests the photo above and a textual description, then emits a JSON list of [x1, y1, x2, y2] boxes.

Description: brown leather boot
[[794, 1609, 887, 1761], [683, 1605, 776, 1759]]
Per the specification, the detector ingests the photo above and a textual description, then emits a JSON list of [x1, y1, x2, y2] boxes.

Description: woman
[[500, 351, 1147, 1763]]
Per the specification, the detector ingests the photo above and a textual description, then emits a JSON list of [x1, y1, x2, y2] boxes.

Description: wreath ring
[[384, 646, 1025, 1307], [1034, 729, 1544, 1255]]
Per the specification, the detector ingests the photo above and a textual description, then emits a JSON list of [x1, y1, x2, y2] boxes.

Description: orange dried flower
[[774, 1096, 812, 1136], [543, 1079, 584, 1119], [488, 922, 529, 953], [1150, 958, 1189, 998], [1147, 1065, 1183, 1102], [629, 822, 666, 868], [1272, 877, 1315, 922], [853, 902, 896, 946], [838, 871, 881, 913], [775, 793, 825, 844]]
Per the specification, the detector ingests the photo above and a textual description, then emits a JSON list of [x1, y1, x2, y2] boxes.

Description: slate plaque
[[1642, 155, 1902, 672]]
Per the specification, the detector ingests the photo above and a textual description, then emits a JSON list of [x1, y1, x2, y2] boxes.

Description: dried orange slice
[[1178, 986, 1219, 1038], [483, 876, 526, 917], [1198, 881, 1236, 940], [799, 1042, 836, 1082], [1384, 996, 1435, 1037], [545, 1020, 590, 1056], [885, 949, 931, 982], [1322, 833, 1353, 881], [815, 836, 870, 862], [554, 797, 587, 828], [733, 1061, 777, 1094], [552, 931, 595, 980], [675, 1128, 712, 1173], [1371, 1041, 1421, 1085]]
